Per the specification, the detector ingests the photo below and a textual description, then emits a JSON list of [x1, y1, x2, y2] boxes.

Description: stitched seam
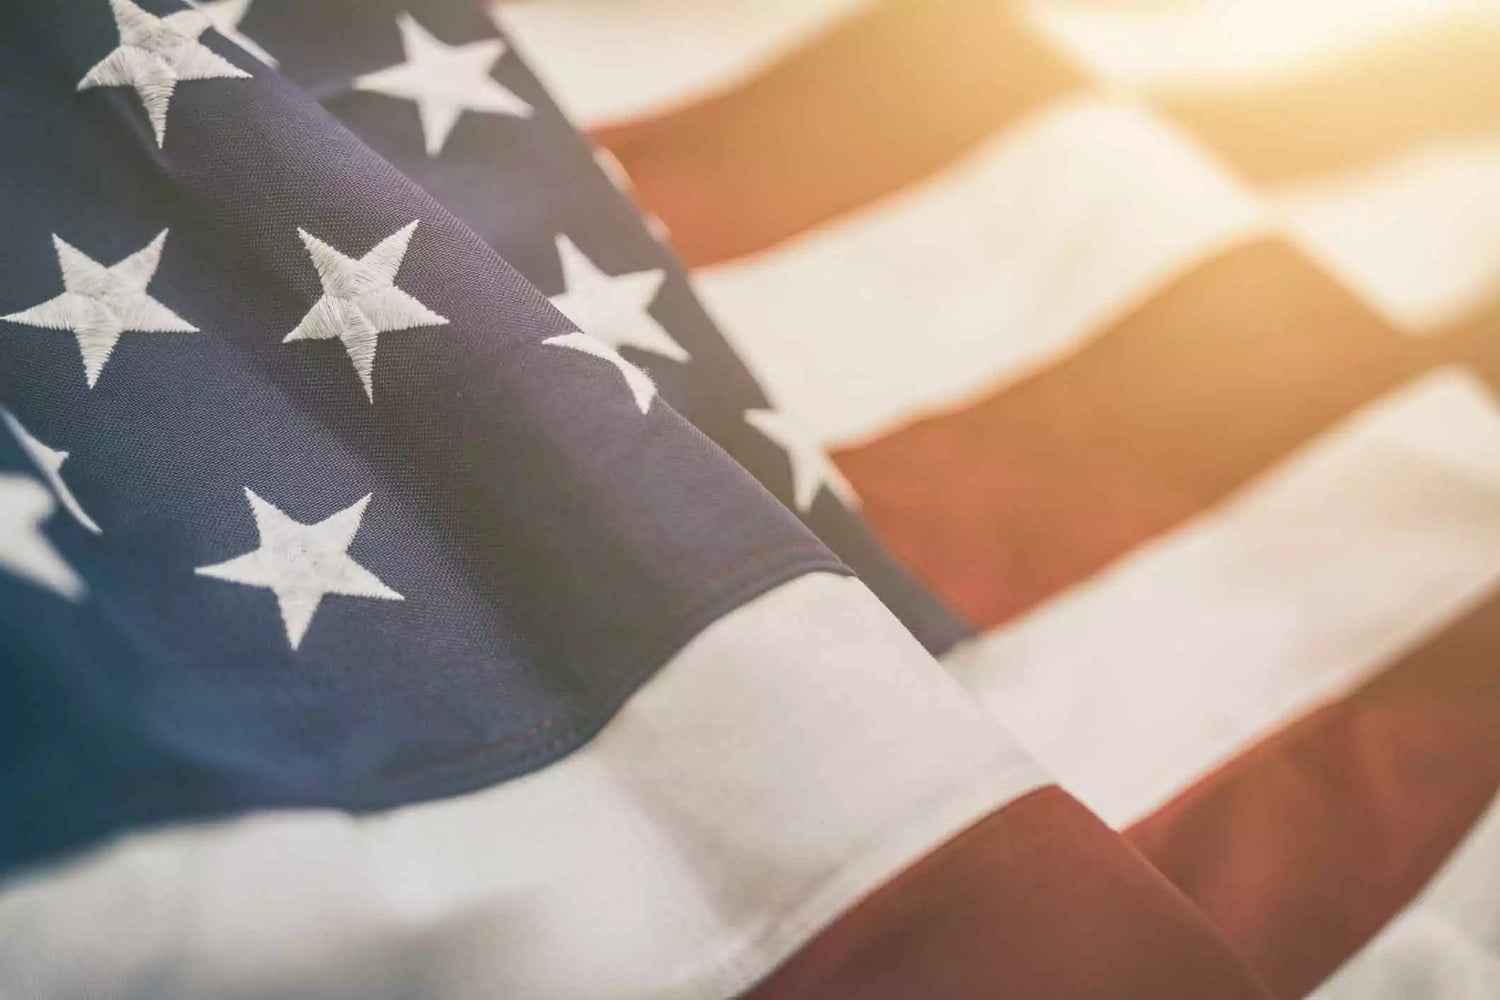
[[350, 545, 846, 800]]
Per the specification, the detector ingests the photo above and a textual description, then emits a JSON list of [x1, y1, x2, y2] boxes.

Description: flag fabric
[[502, 0, 1500, 995], [0, 2, 1285, 999]]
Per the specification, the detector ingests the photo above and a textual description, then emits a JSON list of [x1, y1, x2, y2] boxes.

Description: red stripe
[[1159, 20, 1500, 186], [832, 239, 1442, 628], [1126, 587, 1500, 998], [597, 4, 1500, 268], [747, 786, 1274, 1000], [595, 0, 1083, 267]]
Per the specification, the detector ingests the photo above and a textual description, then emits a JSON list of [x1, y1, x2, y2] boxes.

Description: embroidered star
[[354, 13, 532, 157], [548, 236, 686, 363], [545, 332, 656, 414], [0, 475, 85, 601], [745, 409, 858, 513], [284, 221, 448, 402], [2, 230, 196, 388], [2, 412, 101, 535], [78, 0, 252, 147], [189, 0, 276, 67], [196, 489, 402, 650]]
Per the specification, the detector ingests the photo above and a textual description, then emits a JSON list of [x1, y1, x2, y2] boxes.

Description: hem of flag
[[352, 542, 851, 808]]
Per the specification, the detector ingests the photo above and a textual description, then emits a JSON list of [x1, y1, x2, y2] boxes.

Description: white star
[[195, 489, 402, 650], [548, 236, 686, 363], [545, 332, 656, 414], [78, 0, 252, 147], [354, 12, 532, 157], [189, 0, 276, 67], [2, 411, 101, 535], [745, 409, 858, 513], [0, 475, 85, 601], [2, 230, 196, 388], [284, 221, 448, 402]]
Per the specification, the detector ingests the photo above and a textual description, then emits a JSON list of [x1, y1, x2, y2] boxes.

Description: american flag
[[0, 1, 1495, 998]]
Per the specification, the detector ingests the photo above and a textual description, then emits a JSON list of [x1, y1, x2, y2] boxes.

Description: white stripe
[[694, 98, 1264, 448], [492, 0, 866, 128], [1024, 0, 1500, 91], [1315, 794, 1500, 999], [1277, 137, 1500, 332], [0, 572, 1044, 1000], [948, 369, 1500, 827]]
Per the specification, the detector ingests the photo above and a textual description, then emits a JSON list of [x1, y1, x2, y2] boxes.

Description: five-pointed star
[[353, 13, 532, 157], [2, 411, 101, 535], [0, 474, 85, 601], [189, 0, 276, 67], [196, 489, 402, 650], [745, 409, 858, 513], [78, 0, 252, 147], [545, 332, 656, 414], [548, 236, 686, 363], [3, 230, 196, 388], [284, 221, 448, 402]]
